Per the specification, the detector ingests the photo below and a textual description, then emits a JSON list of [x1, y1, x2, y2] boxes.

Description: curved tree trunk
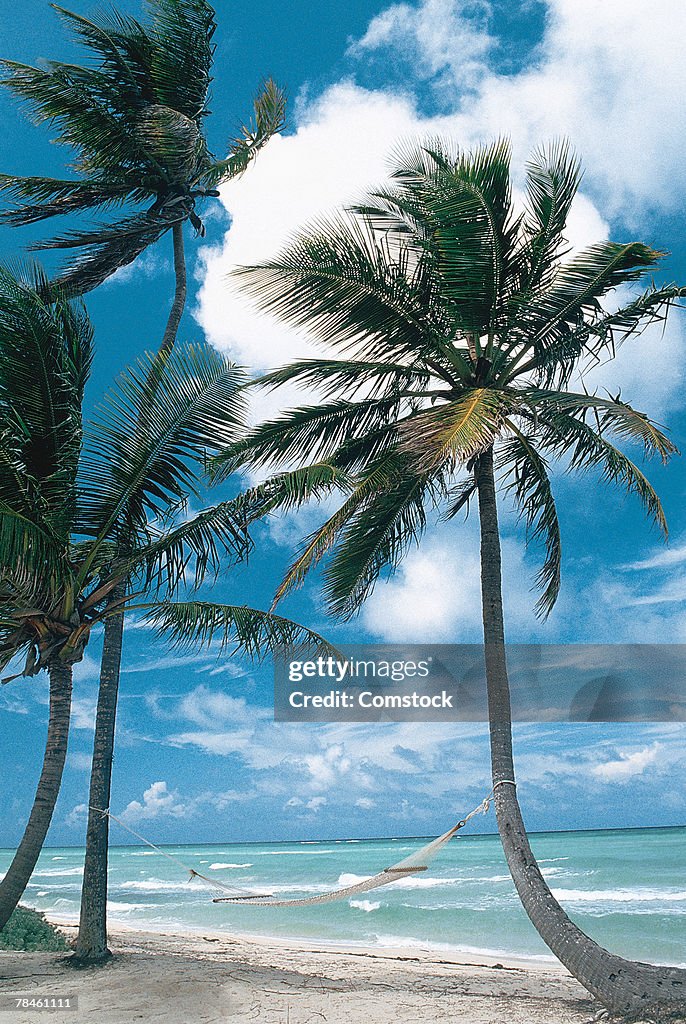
[[72, 596, 125, 962], [159, 220, 187, 357], [475, 446, 686, 1018], [0, 660, 73, 932]]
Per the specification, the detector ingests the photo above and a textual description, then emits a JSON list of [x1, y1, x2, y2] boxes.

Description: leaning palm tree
[[0, 266, 92, 930], [0, 0, 285, 349], [0, 271, 327, 936], [213, 140, 686, 1018]]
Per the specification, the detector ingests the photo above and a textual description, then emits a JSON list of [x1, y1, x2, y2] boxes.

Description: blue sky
[[1, 0, 685, 847]]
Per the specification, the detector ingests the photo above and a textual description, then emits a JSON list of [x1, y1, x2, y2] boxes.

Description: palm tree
[[69, 353, 317, 962], [0, 271, 327, 937], [69, 338, 330, 963], [0, 0, 285, 349], [212, 140, 686, 1018], [0, 266, 91, 931], [0, 0, 286, 959]]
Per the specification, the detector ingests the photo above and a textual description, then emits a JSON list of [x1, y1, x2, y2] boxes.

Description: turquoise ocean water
[[2, 826, 684, 964]]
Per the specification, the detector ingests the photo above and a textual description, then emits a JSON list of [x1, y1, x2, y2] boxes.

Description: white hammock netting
[[97, 791, 495, 909], [212, 820, 464, 907]]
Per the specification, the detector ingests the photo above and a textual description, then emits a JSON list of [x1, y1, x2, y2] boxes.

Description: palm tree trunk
[[73, 223, 188, 961], [159, 220, 186, 357], [474, 446, 686, 1018], [0, 660, 73, 932], [72, 594, 125, 962]]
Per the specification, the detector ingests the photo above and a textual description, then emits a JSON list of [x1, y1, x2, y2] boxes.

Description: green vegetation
[[0, 0, 289, 961], [216, 138, 686, 1017], [0, 270, 325, 939], [0, 906, 70, 952]]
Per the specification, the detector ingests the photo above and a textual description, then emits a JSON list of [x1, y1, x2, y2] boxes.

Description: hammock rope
[[93, 787, 499, 908], [90, 806, 251, 896]]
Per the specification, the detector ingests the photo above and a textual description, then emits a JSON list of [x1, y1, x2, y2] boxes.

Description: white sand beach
[[0, 924, 597, 1024]]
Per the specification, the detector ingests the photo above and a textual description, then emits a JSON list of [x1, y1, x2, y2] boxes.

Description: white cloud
[[349, 0, 494, 94], [306, 796, 328, 812], [591, 742, 661, 783], [68, 752, 94, 771], [361, 523, 540, 642], [362, 536, 483, 641], [355, 797, 376, 810], [71, 654, 101, 685], [65, 803, 89, 827], [120, 780, 190, 824], [622, 540, 686, 573], [191, 1, 686, 662], [175, 685, 260, 729], [361, 0, 686, 219], [103, 247, 170, 288], [194, 0, 686, 482], [303, 744, 354, 791], [115, 779, 261, 827], [195, 84, 449, 377], [574, 534, 686, 640], [70, 695, 97, 731], [114, 697, 686, 830], [123, 652, 216, 675], [578, 284, 686, 418], [168, 728, 257, 758]]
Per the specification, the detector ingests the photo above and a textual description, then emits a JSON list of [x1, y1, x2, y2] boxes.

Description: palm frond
[[201, 79, 286, 188], [78, 343, 246, 546], [536, 409, 669, 535], [0, 263, 92, 534], [508, 242, 663, 385], [440, 477, 477, 520], [241, 463, 353, 517], [498, 431, 561, 617], [322, 466, 443, 619], [398, 388, 510, 469], [0, 59, 162, 180], [523, 388, 676, 461], [232, 214, 451, 367], [0, 175, 145, 226], [212, 397, 404, 479], [251, 357, 433, 401], [569, 282, 686, 370], [128, 496, 255, 593], [428, 138, 519, 333], [32, 212, 169, 296], [0, 505, 71, 608], [52, 5, 147, 72], [147, 0, 216, 117], [517, 140, 582, 292], [272, 455, 406, 605], [134, 105, 204, 182], [144, 600, 334, 659]]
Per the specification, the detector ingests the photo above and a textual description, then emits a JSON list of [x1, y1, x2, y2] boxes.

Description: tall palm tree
[[70, 341, 323, 963], [0, 0, 285, 959], [212, 140, 686, 1018], [0, 271, 327, 937], [0, 0, 285, 349]]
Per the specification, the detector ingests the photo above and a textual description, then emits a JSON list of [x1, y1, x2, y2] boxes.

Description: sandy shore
[[0, 922, 599, 1024]]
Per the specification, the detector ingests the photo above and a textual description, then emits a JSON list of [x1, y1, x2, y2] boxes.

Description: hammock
[[212, 817, 476, 906], [95, 789, 498, 909]]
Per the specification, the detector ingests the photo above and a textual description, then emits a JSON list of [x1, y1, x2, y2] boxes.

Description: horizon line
[[2, 821, 684, 852]]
